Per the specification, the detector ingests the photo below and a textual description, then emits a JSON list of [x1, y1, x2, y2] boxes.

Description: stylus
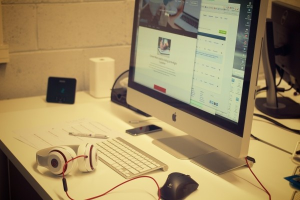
[[69, 132, 109, 139]]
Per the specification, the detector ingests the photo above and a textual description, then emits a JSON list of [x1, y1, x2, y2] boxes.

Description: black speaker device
[[46, 77, 76, 104]]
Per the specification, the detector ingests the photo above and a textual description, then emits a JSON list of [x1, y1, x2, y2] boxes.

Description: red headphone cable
[[62, 156, 161, 200]]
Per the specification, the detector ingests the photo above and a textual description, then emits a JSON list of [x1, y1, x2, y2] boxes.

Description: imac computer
[[255, 1, 300, 119], [127, 0, 267, 174]]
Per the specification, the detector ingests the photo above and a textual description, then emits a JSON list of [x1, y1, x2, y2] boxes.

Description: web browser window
[[191, 2, 241, 121]]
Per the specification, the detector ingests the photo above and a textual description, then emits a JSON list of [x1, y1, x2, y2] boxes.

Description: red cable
[[62, 155, 87, 200], [66, 191, 73, 200], [62, 155, 87, 179], [86, 175, 161, 200], [245, 157, 271, 200], [62, 156, 161, 200], [63, 156, 271, 200]]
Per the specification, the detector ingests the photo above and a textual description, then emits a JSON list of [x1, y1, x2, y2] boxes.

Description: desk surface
[[0, 84, 299, 200], [253, 89, 300, 155]]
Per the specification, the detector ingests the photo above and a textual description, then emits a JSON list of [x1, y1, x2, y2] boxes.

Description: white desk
[[0, 89, 299, 200]]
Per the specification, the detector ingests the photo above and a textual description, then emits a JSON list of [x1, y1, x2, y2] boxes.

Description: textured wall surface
[[0, 0, 134, 100], [0, 0, 299, 100]]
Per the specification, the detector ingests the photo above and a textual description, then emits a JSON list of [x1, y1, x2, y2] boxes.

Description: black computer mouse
[[160, 172, 199, 200]]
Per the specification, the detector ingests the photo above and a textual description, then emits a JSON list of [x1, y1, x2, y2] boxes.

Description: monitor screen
[[127, 0, 267, 174]]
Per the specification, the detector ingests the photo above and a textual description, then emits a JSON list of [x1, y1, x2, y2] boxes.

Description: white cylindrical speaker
[[89, 57, 115, 98]]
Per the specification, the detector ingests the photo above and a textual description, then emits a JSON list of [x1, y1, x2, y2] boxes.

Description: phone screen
[[126, 125, 162, 136]]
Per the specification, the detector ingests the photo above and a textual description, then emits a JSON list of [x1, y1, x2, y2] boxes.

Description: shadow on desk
[[33, 162, 57, 178]]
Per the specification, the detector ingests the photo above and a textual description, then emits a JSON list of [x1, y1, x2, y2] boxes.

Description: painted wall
[[0, 0, 299, 100]]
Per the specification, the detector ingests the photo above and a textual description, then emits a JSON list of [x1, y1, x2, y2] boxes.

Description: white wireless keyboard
[[96, 137, 168, 179]]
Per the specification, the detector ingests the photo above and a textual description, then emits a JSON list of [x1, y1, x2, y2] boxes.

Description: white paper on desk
[[13, 118, 125, 150]]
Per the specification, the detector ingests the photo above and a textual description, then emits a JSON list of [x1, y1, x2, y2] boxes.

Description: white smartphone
[[126, 124, 162, 136]]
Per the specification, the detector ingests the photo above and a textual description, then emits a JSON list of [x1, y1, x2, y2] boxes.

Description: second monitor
[[255, 1, 300, 119]]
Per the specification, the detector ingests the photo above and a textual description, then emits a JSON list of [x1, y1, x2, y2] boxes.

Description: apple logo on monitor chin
[[172, 112, 177, 122]]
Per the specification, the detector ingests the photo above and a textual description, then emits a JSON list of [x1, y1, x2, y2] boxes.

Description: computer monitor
[[255, 1, 300, 119], [127, 0, 267, 174]]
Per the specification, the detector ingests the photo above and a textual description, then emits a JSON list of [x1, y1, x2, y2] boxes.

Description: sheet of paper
[[13, 118, 127, 150]]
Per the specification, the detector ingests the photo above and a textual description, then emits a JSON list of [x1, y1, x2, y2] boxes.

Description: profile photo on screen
[[158, 37, 171, 55]]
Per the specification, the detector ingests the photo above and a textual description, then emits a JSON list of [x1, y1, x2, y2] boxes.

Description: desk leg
[[0, 148, 9, 199]]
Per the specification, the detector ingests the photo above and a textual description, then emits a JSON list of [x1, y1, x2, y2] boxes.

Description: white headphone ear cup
[[77, 143, 98, 172], [47, 146, 77, 175]]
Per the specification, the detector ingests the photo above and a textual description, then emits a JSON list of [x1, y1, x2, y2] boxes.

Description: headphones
[[36, 143, 98, 175]]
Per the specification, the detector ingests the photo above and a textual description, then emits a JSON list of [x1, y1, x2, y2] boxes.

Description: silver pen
[[69, 132, 109, 139]]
